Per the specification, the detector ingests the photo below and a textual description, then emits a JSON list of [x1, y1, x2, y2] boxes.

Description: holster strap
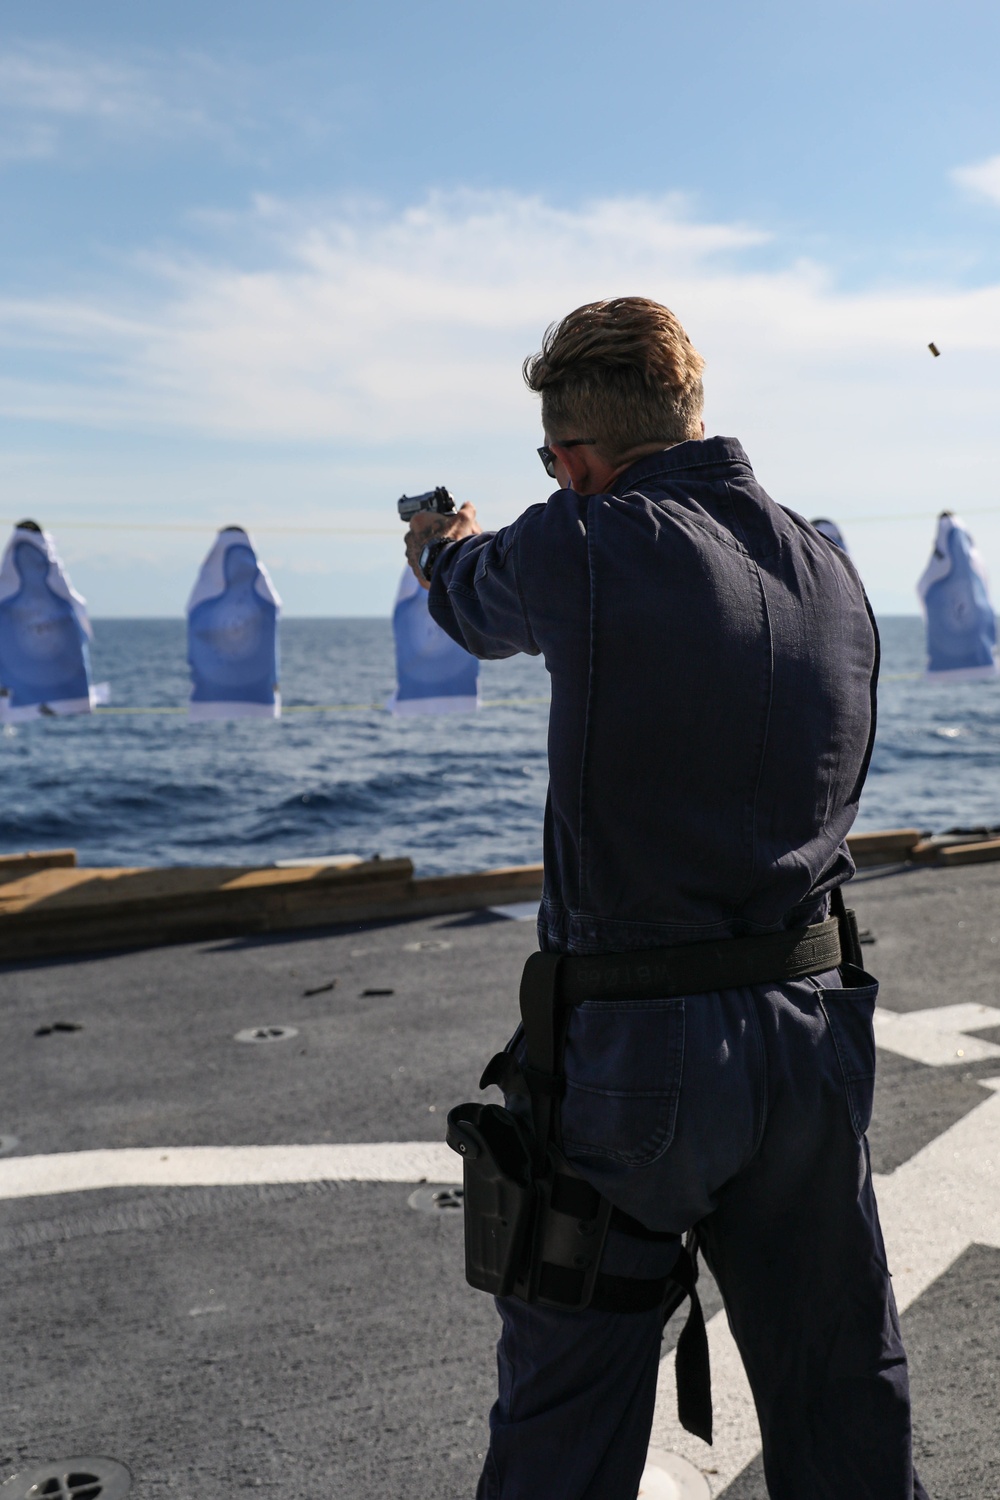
[[664, 1242, 713, 1445], [590, 1242, 712, 1445]]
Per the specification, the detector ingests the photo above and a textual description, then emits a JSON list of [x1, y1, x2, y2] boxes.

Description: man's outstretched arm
[[405, 502, 542, 660]]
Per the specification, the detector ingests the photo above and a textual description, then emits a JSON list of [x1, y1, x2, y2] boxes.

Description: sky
[[1, 0, 999, 616]]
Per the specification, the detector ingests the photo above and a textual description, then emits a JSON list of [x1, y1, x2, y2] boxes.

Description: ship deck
[[2, 860, 999, 1498]]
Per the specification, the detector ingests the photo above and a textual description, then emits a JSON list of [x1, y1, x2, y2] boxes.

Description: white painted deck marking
[[649, 1077, 1000, 1495], [4, 1075, 1000, 1493], [0, 1141, 456, 1200], [873, 1002, 1000, 1066], [639, 1448, 710, 1498]]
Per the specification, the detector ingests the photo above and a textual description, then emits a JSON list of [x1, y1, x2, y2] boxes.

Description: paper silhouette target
[[0, 523, 95, 721], [917, 512, 998, 682], [386, 565, 479, 716], [187, 527, 282, 720]]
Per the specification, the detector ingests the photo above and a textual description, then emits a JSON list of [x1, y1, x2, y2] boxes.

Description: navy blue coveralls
[[428, 437, 928, 1500]]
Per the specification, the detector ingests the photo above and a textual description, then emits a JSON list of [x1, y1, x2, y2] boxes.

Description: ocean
[[1, 616, 998, 872]]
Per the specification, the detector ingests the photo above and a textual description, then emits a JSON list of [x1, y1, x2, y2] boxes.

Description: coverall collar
[[607, 435, 752, 496]]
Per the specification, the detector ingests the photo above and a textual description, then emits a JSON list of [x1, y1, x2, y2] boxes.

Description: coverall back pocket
[[818, 969, 879, 1138], [560, 997, 685, 1167]]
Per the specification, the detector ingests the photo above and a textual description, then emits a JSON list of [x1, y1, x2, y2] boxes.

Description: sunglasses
[[537, 438, 596, 479]]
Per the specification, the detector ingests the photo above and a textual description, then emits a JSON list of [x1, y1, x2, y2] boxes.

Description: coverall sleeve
[[427, 507, 543, 660]]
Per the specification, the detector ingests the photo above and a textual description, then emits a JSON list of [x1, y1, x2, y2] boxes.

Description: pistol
[[397, 487, 457, 524]]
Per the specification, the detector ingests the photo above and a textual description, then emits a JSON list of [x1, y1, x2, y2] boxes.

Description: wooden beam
[[936, 839, 1000, 867], [0, 857, 543, 963], [11, 817, 997, 965], [0, 848, 77, 883], [846, 829, 924, 867]]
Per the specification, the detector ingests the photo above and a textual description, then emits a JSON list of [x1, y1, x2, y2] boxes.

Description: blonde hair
[[523, 297, 705, 462]]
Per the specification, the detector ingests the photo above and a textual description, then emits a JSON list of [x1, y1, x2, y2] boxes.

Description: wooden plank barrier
[[935, 838, 1000, 868], [844, 829, 924, 867], [0, 822, 998, 963], [0, 848, 77, 882], [0, 854, 545, 963]]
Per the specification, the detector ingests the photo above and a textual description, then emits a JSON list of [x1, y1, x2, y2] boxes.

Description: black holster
[[447, 1100, 612, 1309], [446, 1100, 536, 1299]]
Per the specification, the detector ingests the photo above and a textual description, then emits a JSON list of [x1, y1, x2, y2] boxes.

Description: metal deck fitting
[[234, 1025, 299, 1043], [1, 1457, 131, 1499]]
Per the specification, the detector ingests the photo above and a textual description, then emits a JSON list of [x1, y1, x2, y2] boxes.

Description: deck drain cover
[[408, 1185, 464, 1213], [234, 1025, 299, 1044], [1, 1456, 132, 1498], [0, 1134, 19, 1157]]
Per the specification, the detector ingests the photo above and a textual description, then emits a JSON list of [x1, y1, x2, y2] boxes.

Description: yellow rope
[[93, 695, 551, 716], [5, 508, 1000, 537], [0, 517, 398, 536]]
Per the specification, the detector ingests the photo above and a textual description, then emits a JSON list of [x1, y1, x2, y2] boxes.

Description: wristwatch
[[418, 537, 449, 582]]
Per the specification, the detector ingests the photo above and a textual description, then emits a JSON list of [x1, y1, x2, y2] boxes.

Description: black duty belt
[[520, 896, 860, 1147], [557, 906, 853, 1007]]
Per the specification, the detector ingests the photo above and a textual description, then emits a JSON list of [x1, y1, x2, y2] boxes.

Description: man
[[405, 298, 928, 1500]]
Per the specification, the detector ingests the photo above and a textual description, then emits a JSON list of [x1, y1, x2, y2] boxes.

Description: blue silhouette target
[[811, 518, 849, 554], [187, 528, 281, 719], [917, 512, 998, 681], [0, 525, 94, 720], [386, 566, 479, 716]]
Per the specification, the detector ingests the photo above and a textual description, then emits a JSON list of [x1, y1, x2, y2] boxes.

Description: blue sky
[[1, 0, 999, 614]]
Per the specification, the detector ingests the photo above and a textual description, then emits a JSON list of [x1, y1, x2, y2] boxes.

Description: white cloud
[[0, 190, 768, 436], [952, 153, 1000, 206], [2, 187, 1000, 615], [1, 187, 998, 445], [0, 49, 148, 118], [0, 44, 228, 152]]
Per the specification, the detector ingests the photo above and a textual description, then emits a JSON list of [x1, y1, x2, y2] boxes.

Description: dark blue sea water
[[2, 616, 998, 872]]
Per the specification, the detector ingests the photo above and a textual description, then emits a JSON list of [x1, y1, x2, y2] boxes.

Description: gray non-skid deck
[[1, 863, 999, 1498]]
